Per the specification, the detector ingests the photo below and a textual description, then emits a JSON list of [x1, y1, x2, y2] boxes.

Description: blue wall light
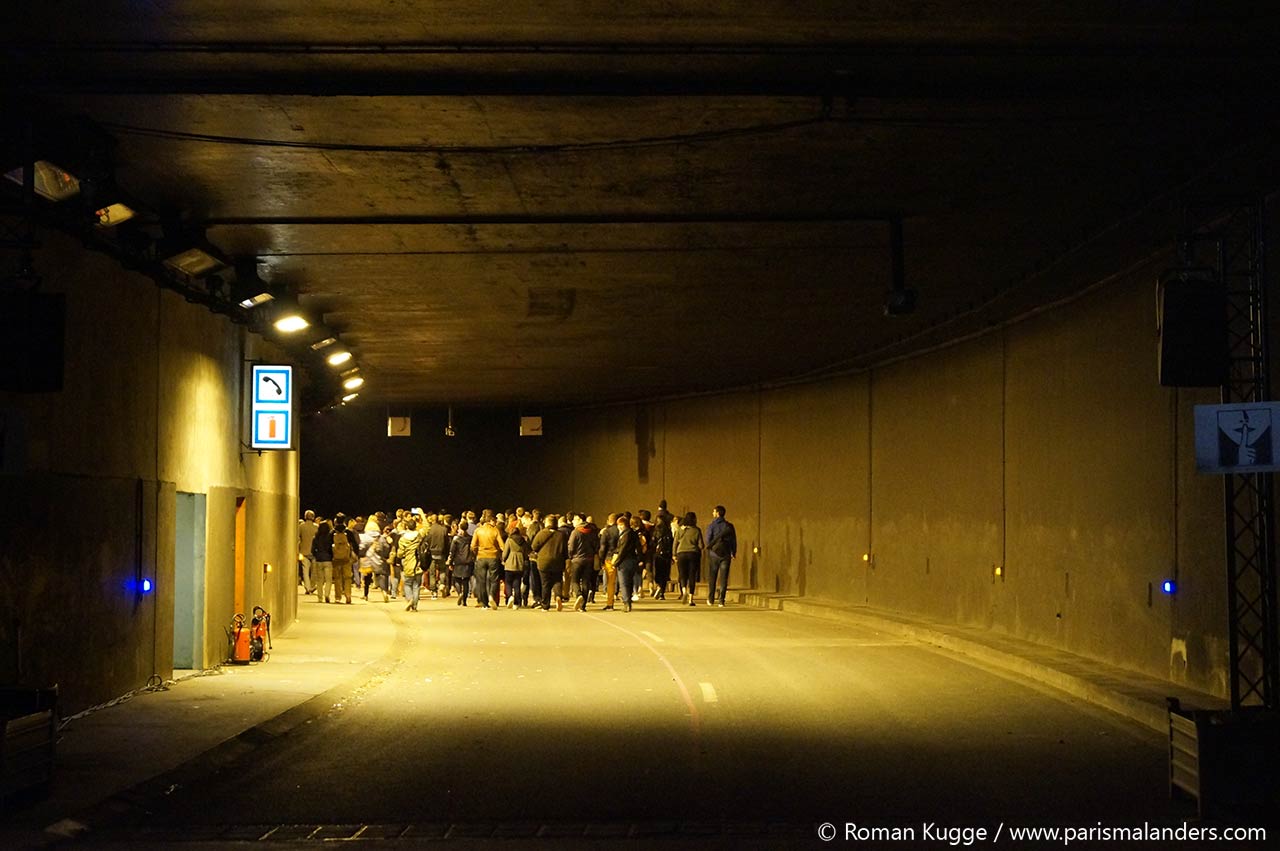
[[1161, 579, 1176, 595], [141, 578, 153, 593]]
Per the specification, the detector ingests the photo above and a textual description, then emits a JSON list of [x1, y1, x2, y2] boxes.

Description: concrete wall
[[528, 254, 1236, 698], [0, 230, 298, 712]]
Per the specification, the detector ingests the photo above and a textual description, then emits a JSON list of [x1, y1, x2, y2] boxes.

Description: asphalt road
[[88, 596, 1202, 847]]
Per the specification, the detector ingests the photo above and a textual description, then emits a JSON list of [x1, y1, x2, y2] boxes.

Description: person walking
[[425, 513, 451, 598], [567, 514, 600, 611], [613, 516, 642, 612], [396, 518, 424, 612], [368, 524, 394, 603], [501, 524, 530, 608], [598, 513, 620, 609], [531, 514, 568, 610], [448, 523, 475, 606], [675, 511, 703, 606], [650, 513, 674, 599], [311, 519, 336, 603], [471, 511, 505, 610], [297, 510, 318, 594], [330, 517, 357, 604], [705, 505, 737, 607]]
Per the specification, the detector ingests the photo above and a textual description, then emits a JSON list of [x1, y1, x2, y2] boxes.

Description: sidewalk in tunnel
[[1, 591, 397, 849], [733, 589, 1229, 733]]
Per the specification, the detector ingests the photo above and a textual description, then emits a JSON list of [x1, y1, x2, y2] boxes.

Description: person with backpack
[[705, 505, 737, 607], [330, 516, 359, 604], [359, 519, 387, 602], [311, 519, 336, 604], [396, 518, 424, 612]]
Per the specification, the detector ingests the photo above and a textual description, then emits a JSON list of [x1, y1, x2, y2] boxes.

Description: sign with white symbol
[[251, 365, 293, 450], [1194, 402, 1280, 473]]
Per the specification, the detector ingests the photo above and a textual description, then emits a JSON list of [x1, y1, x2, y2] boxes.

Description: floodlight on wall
[[163, 246, 225, 281], [232, 258, 275, 309], [327, 350, 353, 367], [93, 202, 135, 228], [342, 375, 364, 391], [3, 161, 81, 201]]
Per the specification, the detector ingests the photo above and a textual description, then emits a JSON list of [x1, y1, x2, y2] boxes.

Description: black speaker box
[[1158, 277, 1228, 388], [1, 291, 65, 392]]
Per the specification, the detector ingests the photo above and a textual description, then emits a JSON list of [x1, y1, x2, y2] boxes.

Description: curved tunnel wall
[[534, 250, 1244, 699]]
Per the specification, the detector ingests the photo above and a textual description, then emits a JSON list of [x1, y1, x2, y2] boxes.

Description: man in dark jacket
[[705, 505, 737, 607], [530, 515, 568, 611], [424, 513, 451, 598], [567, 515, 600, 611], [597, 513, 620, 606]]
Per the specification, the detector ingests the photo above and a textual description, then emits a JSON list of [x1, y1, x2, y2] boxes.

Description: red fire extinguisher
[[229, 613, 251, 664], [250, 606, 272, 662]]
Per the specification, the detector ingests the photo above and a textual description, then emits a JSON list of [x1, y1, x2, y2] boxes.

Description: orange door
[[234, 497, 247, 613]]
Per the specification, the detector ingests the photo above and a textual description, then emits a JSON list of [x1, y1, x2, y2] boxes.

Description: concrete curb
[[33, 613, 406, 848], [735, 591, 1222, 735]]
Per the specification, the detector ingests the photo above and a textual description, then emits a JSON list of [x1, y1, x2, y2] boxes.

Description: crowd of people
[[296, 503, 739, 613]]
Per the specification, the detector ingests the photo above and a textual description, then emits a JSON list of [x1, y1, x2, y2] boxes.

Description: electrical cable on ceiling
[[98, 115, 832, 155], [94, 105, 1225, 157]]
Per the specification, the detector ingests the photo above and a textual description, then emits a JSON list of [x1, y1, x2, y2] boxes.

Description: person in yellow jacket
[[396, 518, 424, 612]]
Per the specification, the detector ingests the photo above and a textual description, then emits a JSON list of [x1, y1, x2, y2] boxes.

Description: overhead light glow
[[4, 161, 81, 201], [343, 376, 364, 390], [342, 392, 359, 402], [309, 337, 337, 350], [94, 202, 135, 228], [274, 313, 310, 333], [327, 350, 352, 367]]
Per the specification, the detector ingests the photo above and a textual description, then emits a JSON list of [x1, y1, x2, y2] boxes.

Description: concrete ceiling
[[6, 3, 1279, 405]]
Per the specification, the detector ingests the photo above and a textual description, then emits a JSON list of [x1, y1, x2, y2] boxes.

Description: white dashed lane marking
[[640, 630, 664, 643], [699, 682, 718, 704]]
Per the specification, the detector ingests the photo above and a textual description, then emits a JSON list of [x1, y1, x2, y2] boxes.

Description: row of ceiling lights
[[4, 151, 363, 408]]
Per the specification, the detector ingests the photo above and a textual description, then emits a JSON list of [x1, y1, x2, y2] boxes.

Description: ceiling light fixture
[[93, 202, 135, 228], [232, 258, 275, 309], [309, 336, 338, 350], [4, 161, 81, 201], [327, 350, 352, 367], [342, 392, 359, 403], [342, 376, 364, 390]]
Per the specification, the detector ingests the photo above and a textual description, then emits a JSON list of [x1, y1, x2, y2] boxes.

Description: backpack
[[331, 531, 352, 562], [375, 535, 392, 562]]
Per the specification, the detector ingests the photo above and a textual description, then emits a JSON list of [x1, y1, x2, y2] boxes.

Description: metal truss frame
[[1183, 199, 1278, 709]]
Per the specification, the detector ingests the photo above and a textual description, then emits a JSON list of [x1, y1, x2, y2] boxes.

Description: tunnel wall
[[0, 230, 298, 713], [533, 254, 1234, 698]]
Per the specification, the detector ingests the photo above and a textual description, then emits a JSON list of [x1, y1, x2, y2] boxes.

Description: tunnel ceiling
[[6, 3, 1279, 405]]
